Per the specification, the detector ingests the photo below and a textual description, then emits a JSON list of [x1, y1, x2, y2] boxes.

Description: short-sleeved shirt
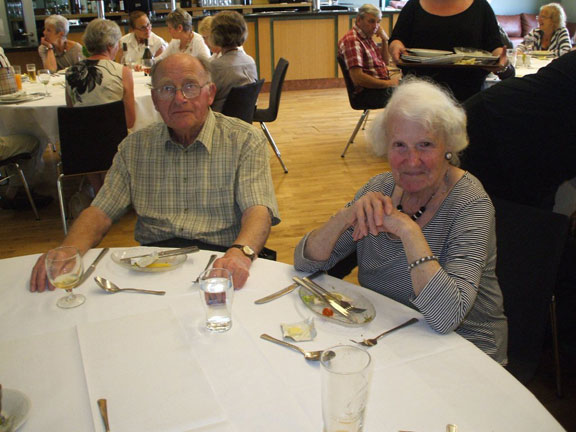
[[92, 111, 280, 246], [65, 59, 124, 106], [156, 33, 211, 61], [338, 24, 390, 85], [119, 32, 167, 61]]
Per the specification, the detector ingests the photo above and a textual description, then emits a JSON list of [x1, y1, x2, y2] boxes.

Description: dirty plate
[[111, 247, 187, 273], [0, 388, 31, 431]]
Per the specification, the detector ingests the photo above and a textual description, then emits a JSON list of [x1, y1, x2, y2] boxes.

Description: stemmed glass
[[38, 69, 51, 96], [45, 246, 85, 309], [141, 58, 154, 76]]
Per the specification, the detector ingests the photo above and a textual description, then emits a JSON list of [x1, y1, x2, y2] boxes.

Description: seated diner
[[38, 15, 84, 73]]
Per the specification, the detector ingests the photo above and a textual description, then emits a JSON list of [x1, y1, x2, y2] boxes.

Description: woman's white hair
[[368, 77, 469, 166], [83, 19, 122, 55], [45, 15, 69, 36], [540, 3, 567, 30]]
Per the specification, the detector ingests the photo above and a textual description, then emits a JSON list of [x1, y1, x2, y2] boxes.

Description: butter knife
[[78, 248, 109, 286], [254, 270, 324, 304], [293, 276, 354, 322], [119, 246, 199, 263]]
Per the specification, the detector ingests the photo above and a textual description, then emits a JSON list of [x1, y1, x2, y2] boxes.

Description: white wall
[[489, 0, 539, 15]]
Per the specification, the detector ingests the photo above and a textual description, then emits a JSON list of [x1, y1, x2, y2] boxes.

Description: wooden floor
[[1, 87, 574, 430]]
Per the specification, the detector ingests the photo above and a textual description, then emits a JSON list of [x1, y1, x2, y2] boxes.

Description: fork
[[260, 334, 334, 361], [350, 318, 419, 347], [193, 254, 218, 284], [302, 277, 367, 313]]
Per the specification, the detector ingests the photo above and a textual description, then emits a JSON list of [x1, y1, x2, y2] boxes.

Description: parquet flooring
[[1, 87, 574, 431]]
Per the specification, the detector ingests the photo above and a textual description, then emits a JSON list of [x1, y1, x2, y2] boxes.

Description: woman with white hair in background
[[518, 2, 572, 57], [38, 14, 84, 72], [156, 8, 210, 60], [294, 77, 508, 364]]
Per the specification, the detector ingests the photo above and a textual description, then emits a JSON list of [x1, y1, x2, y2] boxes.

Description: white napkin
[[77, 308, 227, 432]]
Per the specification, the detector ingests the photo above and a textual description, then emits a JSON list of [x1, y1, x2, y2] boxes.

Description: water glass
[[38, 69, 51, 96], [321, 345, 373, 432], [26, 63, 36, 82], [199, 267, 234, 332], [506, 49, 516, 68]]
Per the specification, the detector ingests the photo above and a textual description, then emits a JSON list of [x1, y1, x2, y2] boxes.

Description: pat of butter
[[281, 318, 316, 342]]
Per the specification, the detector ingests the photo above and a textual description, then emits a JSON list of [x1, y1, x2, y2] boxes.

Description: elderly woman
[[119, 10, 167, 62], [198, 15, 221, 59], [156, 8, 210, 60], [518, 3, 572, 57], [294, 78, 508, 364], [209, 11, 257, 112], [38, 15, 84, 72], [65, 19, 135, 193]]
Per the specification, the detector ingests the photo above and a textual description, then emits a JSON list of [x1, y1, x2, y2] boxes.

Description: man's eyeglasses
[[135, 22, 152, 31], [152, 82, 210, 100]]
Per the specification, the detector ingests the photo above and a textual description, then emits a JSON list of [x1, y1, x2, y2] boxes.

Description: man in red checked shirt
[[338, 4, 400, 108]]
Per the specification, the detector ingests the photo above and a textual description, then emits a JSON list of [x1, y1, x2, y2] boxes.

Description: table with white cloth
[[0, 71, 162, 151], [484, 56, 553, 87], [0, 249, 565, 432]]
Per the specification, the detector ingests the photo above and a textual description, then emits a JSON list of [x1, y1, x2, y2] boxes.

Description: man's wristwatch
[[229, 244, 256, 261]]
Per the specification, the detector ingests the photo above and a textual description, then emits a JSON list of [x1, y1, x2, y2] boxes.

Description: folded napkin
[[77, 308, 227, 432]]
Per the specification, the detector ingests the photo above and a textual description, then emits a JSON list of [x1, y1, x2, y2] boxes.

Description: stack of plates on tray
[[402, 48, 463, 64], [453, 47, 499, 64], [0, 91, 44, 104]]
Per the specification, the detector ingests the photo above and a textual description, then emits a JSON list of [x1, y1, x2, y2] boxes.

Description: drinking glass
[[506, 49, 516, 68], [38, 69, 51, 96], [321, 345, 373, 432], [141, 58, 154, 76], [45, 246, 85, 309], [199, 267, 234, 332], [26, 63, 36, 82], [11, 65, 22, 90]]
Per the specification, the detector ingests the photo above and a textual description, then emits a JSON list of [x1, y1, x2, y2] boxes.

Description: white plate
[[453, 47, 499, 61], [401, 54, 464, 64], [298, 284, 376, 327], [111, 247, 187, 273], [531, 50, 554, 57], [0, 93, 44, 104], [0, 388, 31, 431], [407, 48, 453, 57]]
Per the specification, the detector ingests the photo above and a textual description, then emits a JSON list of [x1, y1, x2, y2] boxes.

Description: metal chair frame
[[0, 153, 39, 220]]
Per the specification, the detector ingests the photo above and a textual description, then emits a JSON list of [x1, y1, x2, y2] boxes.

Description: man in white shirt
[[119, 11, 167, 62]]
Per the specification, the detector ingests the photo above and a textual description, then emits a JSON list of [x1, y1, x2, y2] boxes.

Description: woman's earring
[[445, 152, 453, 161]]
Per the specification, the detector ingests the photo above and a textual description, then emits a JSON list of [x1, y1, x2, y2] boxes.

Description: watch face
[[242, 246, 255, 258]]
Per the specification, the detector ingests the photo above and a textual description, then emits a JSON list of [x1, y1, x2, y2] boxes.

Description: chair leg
[[362, 110, 370, 130], [13, 162, 40, 220], [57, 174, 68, 235], [260, 122, 288, 174], [341, 110, 369, 158], [550, 294, 563, 398]]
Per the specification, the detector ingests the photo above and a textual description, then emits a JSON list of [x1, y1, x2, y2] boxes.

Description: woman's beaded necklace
[[396, 171, 448, 221]]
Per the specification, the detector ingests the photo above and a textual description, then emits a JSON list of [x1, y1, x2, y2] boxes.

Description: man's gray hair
[[368, 77, 469, 166], [151, 54, 213, 86], [45, 15, 69, 36], [166, 8, 193, 32], [357, 4, 382, 19], [83, 19, 122, 54]]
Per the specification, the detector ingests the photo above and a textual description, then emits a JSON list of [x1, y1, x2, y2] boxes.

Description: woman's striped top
[[518, 27, 572, 57], [294, 172, 508, 365]]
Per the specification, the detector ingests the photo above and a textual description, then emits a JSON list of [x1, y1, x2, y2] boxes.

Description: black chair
[[253, 58, 289, 173], [0, 152, 39, 220], [337, 56, 388, 158], [57, 100, 127, 234], [493, 197, 568, 396], [221, 79, 265, 124]]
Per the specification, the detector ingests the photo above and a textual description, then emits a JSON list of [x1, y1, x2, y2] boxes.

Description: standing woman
[[209, 11, 257, 112], [38, 15, 84, 72], [156, 9, 210, 60], [518, 3, 572, 57]]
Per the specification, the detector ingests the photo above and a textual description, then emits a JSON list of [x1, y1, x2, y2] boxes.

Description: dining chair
[[253, 58, 289, 173], [221, 79, 265, 124], [0, 152, 39, 220], [492, 197, 569, 396], [57, 100, 127, 234], [337, 56, 388, 158]]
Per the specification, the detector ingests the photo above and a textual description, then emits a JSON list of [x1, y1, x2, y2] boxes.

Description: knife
[[293, 276, 354, 323], [119, 246, 199, 263], [78, 248, 109, 286], [254, 270, 324, 304]]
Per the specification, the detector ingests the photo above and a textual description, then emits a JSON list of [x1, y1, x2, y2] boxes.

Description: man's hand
[[376, 26, 389, 42], [213, 249, 252, 289], [30, 253, 54, 292]]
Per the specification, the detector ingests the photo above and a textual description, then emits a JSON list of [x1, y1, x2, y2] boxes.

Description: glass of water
[[38, 69, 51, 96], [199, 267, 234, 332]]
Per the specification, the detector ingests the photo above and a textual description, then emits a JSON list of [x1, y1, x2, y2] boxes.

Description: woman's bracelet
[[408, 255, 438, 271]]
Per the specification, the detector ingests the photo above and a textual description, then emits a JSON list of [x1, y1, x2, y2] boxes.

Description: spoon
[[260, 333, 334, 361], [94, 276, 166, 295], [193, 254, 218, 284], [350, 317, 419, 347], [97, 398, 110, 432]]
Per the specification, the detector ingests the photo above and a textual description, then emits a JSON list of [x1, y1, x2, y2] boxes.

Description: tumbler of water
[[199, 267, 234, 332]]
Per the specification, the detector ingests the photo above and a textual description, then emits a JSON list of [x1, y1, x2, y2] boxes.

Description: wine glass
[[45, 246, 85, 309], [141, 58, 154, 76], [38, 69, 51, 96]]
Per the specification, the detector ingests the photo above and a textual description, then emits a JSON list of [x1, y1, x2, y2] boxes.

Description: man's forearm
[[232, 205, 272, 253], [349, 68, 394, 89], [61, 206, 113, 255]]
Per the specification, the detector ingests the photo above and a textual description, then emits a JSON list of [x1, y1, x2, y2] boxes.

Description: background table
[[0, 249, 565, 432]]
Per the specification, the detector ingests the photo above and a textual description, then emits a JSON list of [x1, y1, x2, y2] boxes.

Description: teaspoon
[[94, 276, 166, 295]]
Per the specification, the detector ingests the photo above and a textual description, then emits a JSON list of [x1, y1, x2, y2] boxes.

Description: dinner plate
[[401, 54, 464, 64], [0, 388, 31, 431], [453, 47, 499, 62], [298, 284, 376, 327], [406, 48, 453, 57], [531, 50, 554, 57], [111, 247, 187, 272], [0, 92, 44, 104]]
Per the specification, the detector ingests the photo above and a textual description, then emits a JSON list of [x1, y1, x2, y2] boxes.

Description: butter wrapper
[[281, 318, 316, 342]]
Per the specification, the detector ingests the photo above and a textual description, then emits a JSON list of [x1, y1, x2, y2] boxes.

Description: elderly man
[[338, 4, 399, 108], [30, 53, 280, 292]]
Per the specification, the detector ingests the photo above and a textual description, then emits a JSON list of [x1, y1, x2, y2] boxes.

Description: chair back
[[337, 55, 364, 111], [57, 100, 127, 176], [254, 58, 289, 123], [493, 197, 569, 382], [221, 79, 264, 123]]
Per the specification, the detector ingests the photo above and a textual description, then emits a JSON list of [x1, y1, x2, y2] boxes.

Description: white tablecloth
[[0, 71, 162, 150], [0, 249, 565, 432]]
